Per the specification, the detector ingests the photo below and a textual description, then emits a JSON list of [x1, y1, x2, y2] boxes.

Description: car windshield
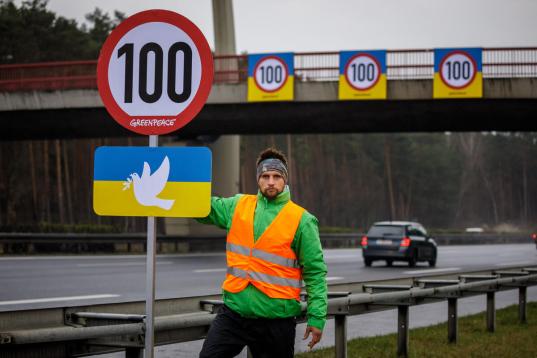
[[367, 225, 405, 237]]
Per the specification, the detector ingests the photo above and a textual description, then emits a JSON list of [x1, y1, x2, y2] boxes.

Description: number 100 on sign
[[339, 50, 387, 100], [247, 53, 294, 102], [108, 24, 201, 116], [433, 48, 482, 99], [97, 10, 213, 135]]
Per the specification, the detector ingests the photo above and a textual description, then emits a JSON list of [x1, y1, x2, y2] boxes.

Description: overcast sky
[[17, 0, 537, 53]]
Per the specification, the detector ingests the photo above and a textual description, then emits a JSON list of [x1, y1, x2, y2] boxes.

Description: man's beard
[[261, 187, 281, 199]]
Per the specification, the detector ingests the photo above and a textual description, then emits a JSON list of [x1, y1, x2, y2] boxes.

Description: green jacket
[[197, 187, 327, 330]]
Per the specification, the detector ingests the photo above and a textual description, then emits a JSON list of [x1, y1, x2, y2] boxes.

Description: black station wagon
[[361, 221, 437, 267]]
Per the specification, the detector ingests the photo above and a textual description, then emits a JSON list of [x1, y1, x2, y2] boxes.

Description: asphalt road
[[2, 244, 537, 357], [1, 243, 536, 311]]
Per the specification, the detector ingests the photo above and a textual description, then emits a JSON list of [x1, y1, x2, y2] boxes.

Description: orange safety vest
[[222, 195, 305, 300]]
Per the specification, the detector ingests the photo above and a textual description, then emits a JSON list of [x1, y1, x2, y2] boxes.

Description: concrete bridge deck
[[1, 49, 537, 139]]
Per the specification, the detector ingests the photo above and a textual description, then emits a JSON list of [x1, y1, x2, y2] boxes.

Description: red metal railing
[[1, 48, 536, 92]]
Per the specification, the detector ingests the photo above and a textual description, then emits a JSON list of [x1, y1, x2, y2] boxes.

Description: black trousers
[[199, 305, 296, 358]]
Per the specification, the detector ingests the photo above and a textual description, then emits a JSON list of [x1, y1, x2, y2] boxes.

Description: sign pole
[[95, 11, 213, 356], [145, 134, 159, 358]]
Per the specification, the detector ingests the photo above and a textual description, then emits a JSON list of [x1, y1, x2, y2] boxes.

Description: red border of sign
[[439, 50, 477, 90], [344, 53, 381, 91], [97, 10, 213, 135], [253, 56, 289, 93]]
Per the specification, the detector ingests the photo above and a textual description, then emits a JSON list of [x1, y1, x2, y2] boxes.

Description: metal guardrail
[[1, 267, 536, 358], [0, 47, 536, 91], [0, 232, 531, 255]]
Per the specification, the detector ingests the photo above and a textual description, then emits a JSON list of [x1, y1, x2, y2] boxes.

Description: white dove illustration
[[123, 156, 175, 210]]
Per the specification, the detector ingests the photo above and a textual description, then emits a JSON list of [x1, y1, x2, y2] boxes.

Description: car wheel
[[408, 254, 417, 267], [364, 258, 372, 267], [428, 258, 436, 267], [386, 260, 393, 267]]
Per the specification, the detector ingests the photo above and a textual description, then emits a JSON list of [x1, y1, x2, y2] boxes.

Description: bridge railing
[[484, 47, 537, 78], [1, 47, 536, 91], [0, 60, 97, 91], [1, 267, 536, 358]]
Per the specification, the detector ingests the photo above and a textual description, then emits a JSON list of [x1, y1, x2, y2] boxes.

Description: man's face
[[258, 170, 285, 199]]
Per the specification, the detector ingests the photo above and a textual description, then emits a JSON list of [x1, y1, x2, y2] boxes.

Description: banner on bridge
[[339, 50, 387, 100], [93, 146, 212, 217], [434, 48, 482, 99], [247, 52, 294, 102]]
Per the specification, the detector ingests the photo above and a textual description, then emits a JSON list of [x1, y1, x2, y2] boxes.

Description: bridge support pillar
[[164, 0, 240, 240], [447, 298, 458, 343], [212, 0, 236, 55], [164, 135, 240, 237]]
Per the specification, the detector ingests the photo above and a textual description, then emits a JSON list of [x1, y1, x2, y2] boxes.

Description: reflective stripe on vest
[[227, 267, 302, 289], [226, 242, 299, 268], [222, 195, 305, 300]]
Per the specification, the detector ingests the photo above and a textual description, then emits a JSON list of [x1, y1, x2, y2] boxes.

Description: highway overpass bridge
[[1, 48, 537, 140]]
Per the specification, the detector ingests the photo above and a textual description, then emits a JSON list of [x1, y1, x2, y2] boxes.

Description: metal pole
[[145, 135, 159, 358], [447, 298, 458, 343], [335, 314, 348, 358], [486, 292, 495, 332], [397, 306, 409, 357], [519, 286, 527, 324], [126, 347, 143, 358]]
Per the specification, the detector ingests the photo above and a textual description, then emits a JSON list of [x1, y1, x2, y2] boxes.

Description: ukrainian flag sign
[[339, 50, 387, 100], [93, 147, 211, 217], [434, 48, 482, 99], [247, 52, 294, 102]]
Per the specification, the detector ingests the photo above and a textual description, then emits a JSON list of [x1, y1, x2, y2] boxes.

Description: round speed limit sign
[[253, 56, 289, 92], [344, 54, 381, 91], [439, 51, 477, 89], [97, 10, 213, 135]]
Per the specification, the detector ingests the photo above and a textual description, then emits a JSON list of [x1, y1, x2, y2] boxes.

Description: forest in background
[[0, 0, 124, 63], [2, 133, 537, 233], [1, 1, 537, 233]]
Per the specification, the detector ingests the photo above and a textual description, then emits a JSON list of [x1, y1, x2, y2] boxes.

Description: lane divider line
[[77, 261, 172, 267], [495, 261, 535, 267], [193, 268, 227, 273], [404, 267, 461, 275], [326, 277, 344, 281], [0, 294, 120, 306]]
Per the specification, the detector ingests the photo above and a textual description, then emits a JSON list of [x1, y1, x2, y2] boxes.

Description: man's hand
[[303, 326, 323, 349]]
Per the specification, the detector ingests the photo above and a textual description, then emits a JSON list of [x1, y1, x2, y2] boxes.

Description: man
[[198, 147, 327, 358]]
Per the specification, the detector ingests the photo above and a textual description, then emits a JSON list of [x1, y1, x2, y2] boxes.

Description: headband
[[256, 158, 288, 182]]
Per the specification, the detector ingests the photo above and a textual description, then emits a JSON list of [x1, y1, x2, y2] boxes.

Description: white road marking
[[404, 267, 461, 275], [77, 261, 172, 267], [495, 261, 536, 267], [194, 268, 227, 273], [0, 294, 120, 306], [324, 254, 359, 260], [0, 253, 225, 261], [326, 277, 344, 281], [0, 255, 148, 261], [498, 253, 520, 257]]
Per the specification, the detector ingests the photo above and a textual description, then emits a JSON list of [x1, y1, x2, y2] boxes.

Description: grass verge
[[296, 302, 537, 357]]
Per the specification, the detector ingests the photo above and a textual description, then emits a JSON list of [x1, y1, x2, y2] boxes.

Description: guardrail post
[[519, 286, 527, 324], [486, 292, 495, 332], [125, 347, 143, 358], [397, 306, 409, 357], [447, 298, 458, 343], [335, 314, 348, 358]]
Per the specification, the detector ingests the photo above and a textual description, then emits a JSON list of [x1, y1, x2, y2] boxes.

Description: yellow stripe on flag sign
[[94, 180, 211, 217]]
